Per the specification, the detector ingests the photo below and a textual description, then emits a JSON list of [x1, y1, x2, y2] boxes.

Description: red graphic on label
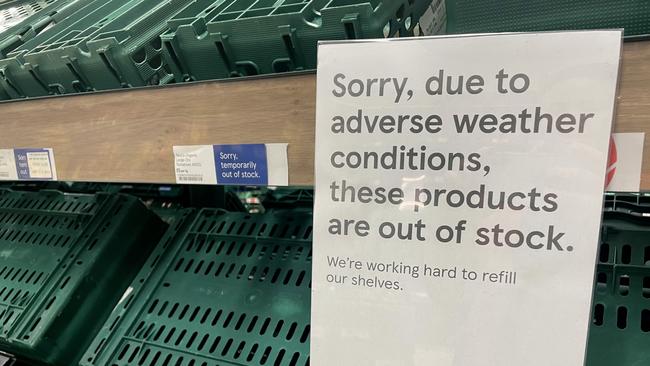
[[606, 136, 617, 187]]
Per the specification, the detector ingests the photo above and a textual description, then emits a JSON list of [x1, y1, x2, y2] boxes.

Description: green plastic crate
[[0, 0, 191, 100], [446, 0, 650, 40], [603, 192, 650, 217], [0, 0, 97, 99], [587, 215, 650, 366], [263, 189, 314, 210], [0, 0, 89, 58], [0, 0, 57, 35], [67, 182, 185, 199], [0, 181, 65, 192], [0, 189, 166, 365], [0, 0, 64, 54], [162, 0, 433, 81], [0, 0, 138, 99], [81, 208, 313, 366]]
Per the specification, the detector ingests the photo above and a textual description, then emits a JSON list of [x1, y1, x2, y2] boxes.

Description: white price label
[[26, 152, 53, 179]]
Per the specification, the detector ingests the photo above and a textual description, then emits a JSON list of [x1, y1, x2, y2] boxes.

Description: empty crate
[[81, 208, 313, 366], [0, 189, 166, 365]]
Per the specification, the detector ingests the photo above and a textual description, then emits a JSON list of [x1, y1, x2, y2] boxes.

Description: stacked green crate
[[0, 0, 56, 32], [0, 0, 58, 38], [0, 0, 95, 99], [0, 0, 75, 57], [162, 0, 433, 81], [0, 0, 192, 100], [0, 189, 166, 365], [0, 0, 120, 98], [81, 208, 312, 366], [446, 0, 650, 39]]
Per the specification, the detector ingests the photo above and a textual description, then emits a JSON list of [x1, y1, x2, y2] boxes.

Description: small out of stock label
[[0, 148, 57, 181], [174, 143, 288, 186], [419, 0, 447, 36]]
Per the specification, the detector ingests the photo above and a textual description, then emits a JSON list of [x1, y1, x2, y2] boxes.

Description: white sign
[[173, 143, 288, 186], [607, 133, 644, 192], [312, 31, 621, 366]]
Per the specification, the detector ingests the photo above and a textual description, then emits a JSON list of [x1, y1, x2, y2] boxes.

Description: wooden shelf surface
[[0, 41, 649, 188]]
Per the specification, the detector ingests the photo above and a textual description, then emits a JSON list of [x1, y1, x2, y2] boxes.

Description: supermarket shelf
[[0, 40, 648, 187], [0, 71, 316, 185]]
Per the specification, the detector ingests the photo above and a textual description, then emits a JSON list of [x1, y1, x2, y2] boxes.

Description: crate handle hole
[[132, 48, 147, 64], [599, 243, 610, 263], [150, 37, 162, 51], [593, 303, 604, 326], [617, 306, 628, 329], [621, 244, 632, 264], [148, 54, 162, 69], [642, 310, 650, 332]]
